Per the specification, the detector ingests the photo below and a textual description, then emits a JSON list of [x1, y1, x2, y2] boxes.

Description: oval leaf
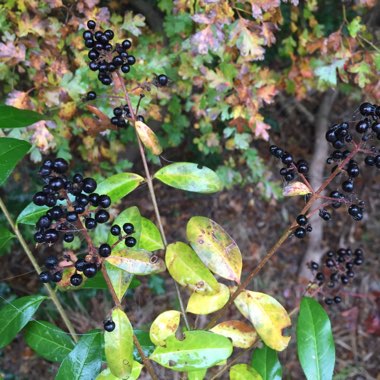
[[149, 310, 181, 346], [96, 173, 145, 203], [188, 369, 208, 380], [55, 330, 102, 380], [0, 226, 15, 254], [108, 206, 141, 248], [140, 217, 164, 251], [96, 361, 143, 380], [0, 295, 46, 348], [16, 202, 49, 225], [154, 162, 223, 193], [105, 262, 134, 302], [283, 181, 311, 197], [0, 104, 44, 129], [297, 297, 335, 380], [186, 216, 242, 283], [251, 344, 282, 380], [105, 309, 133, 379], [24, 320, 75, 362], [230, 364, 262, 380], [210, 320, 257, 348], [166, 242, 220, 294], [0, 138, 31, 186], [106, 247, 166, 275], [150, 330, 233, 371], [234, 290, 291, 351], [135, 120, 162, 155], [186, 283, 230, 315]]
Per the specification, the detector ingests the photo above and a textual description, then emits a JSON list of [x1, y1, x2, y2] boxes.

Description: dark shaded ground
[[0, 102, 379, 379]]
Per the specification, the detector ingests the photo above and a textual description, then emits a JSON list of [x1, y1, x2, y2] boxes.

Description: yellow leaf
[[149, 310, 181, 346], [283, 181, 311, 197], [187, 283, 230, 315], [230, 364, 262, 380], [135, 120, 162, 155], [233, 289, 291, 351], [210, 320, 257, 348]]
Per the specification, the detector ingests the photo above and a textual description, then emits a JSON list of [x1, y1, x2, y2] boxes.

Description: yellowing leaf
[[166, 242, 220, 294], [96, 361, 143, 379], [149, 310, 181, 346], [187, 283, 229, 315], [186, 217, 242, 283], [135, 120, 162, 155], [210, 320, 257, 348], [234, 290, 291, 351], [105, 309, 133, 378], [230, 364, 262, 380], [106, 247, 166, 275], [283, 181, 311, 197]]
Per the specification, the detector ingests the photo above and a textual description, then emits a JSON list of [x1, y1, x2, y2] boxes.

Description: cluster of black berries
[[269, 145, 309, 182], [82, 19, 135, 85], [294, 214, 313, 239], [108, 104, 145, 128], [309, 248, 364, 305], [111, 222, 136, 247]]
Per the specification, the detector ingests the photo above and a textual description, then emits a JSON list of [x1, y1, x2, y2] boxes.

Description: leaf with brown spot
[[186, 216, 242, 283], [210, 320, 257, 348], [283, 181, 311, 197], [233, 289, 291, 351], [149, 310, 181, 346], [85, 105, 117, 135]]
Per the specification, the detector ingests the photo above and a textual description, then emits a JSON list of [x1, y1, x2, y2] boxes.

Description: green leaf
[[96, 362, 143, 380], [0, 104, 44, 129], [0, 295, 46, 348], [108, 206, 142, 247], [230, 364, 262, 380], [16, 202, 48, 225], [105, 309, 133, 378], [0, 138, 31, 186], [166, 242, 220, 294], [314, 59, 346, 86], [234, 290, 291, 351], [0, 227, 15, 254], [133, 330, 155, 362], [106, 247, 166, 275], [140, 217, 164, 251], [296, 297, 335, 380], [104, 262, 133, 302], [150, 330, 233, 371], [154, 162, 223, 193], [251, 344, 282, 380], [150, 310, 181, 346], [96, 173, 145, 203], [55, 330, 102, 380], [23, 321, 75, 362], [347, 16, 363, 38], [186, 216, 242, 283]]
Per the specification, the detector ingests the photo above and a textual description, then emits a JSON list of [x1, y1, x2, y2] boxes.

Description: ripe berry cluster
[[294, 214, 313, 239], [269, 145, 310, 182], [309, 247, 364, 305], [110, 222, 137, 248], [82, 19, 135, 85], [108, 104, 145, 128]]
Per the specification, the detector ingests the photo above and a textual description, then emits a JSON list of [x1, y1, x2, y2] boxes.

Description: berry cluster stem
[[115, 72, 191, 331], [0, 196, 78, 342], [206, 143, 362, 330]]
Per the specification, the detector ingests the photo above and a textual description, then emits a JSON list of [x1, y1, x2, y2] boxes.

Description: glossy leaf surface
[[135, 120, 162, 155], [0, 227, 15, 253], [251, 344, 282, 380], [166, 242, 219, 294], [187, 217, 242, 283], [133, 330, 155, 362], [96, 361, 143, 380], [55, 330, 102, 380], [150, 330, 233, 371], [230, 364, 262, 380], [96, 173, 144, 203], [186, 283, 229, 315], [149, 310, 181, 346], [16, 202, 48, 225], [0, 295, 46, 348], [210, 320, 257, 348], [24, 321, 75, 362], [0, 138, 31, 186], [108, 206, 142, 248], [188, 369, 208, 380], [154, 162, 223, 193], [0, 104, 44, 129], [234, 290, 291, 351], [140, 217, 164, 251], [297, 297, 335, 380], [104, 262, 134, 302], [105, 309, 134, 379], [106, 247, 165, 275]]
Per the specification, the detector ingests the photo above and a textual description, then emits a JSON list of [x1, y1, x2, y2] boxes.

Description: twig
[[0, 196, 78, 342], [133, 334, 159, 380]]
